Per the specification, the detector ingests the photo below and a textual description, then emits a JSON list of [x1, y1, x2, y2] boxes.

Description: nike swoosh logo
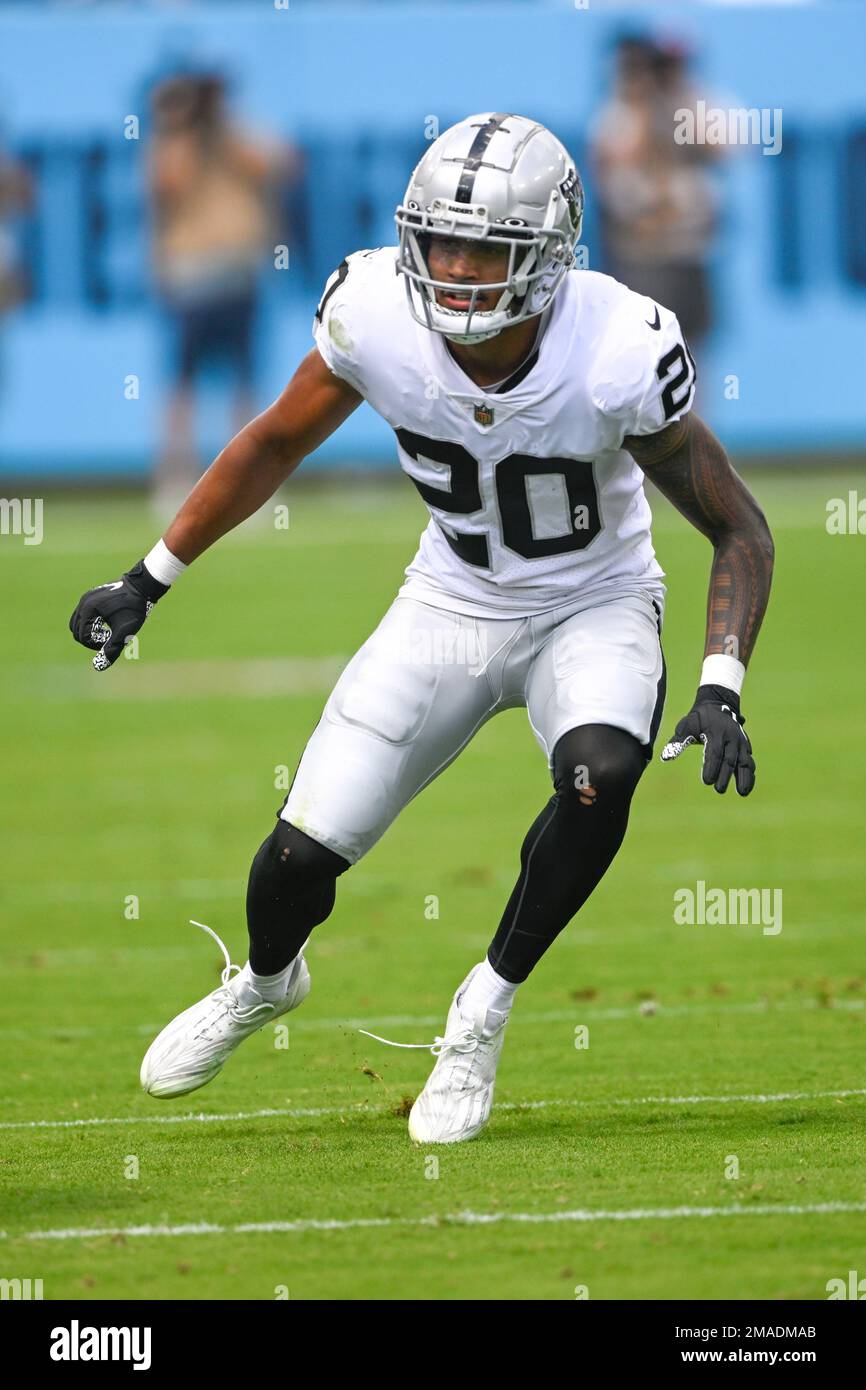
[[645, 305, 661, 330], [721, 704, 746, 735], [96, 581, 124, 591]]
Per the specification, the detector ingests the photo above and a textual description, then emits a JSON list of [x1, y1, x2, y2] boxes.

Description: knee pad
[[551, 724, 647, 814], [247, 820, 349, 926]]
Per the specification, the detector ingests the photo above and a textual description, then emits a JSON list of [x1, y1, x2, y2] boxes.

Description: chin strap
[[441, 307, 502, 345], [445, 335, 500, 346], [444, 327, 502, 346]]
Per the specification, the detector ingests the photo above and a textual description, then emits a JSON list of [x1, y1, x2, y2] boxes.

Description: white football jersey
[[313, 247, 695, 618]]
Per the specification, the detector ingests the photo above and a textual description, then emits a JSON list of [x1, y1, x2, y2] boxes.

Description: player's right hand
[[69, 560, 169, 671]]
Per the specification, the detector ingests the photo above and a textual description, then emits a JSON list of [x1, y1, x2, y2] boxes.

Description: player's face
[[426, 235, 510, 311]]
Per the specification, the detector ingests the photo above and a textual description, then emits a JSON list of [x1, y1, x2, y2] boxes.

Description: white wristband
[[701, 653, 745, 695], [144, 539, 188, 587]]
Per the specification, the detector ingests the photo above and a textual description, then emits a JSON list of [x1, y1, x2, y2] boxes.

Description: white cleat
[[140, 921, 310, 1099], [361, 965, 509, 1144]]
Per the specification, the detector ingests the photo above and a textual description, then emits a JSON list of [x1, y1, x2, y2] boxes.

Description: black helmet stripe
[[454, 112, 511, 204]]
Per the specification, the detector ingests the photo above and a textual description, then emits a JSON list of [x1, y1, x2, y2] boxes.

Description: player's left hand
[[661, 684, 755, 796]]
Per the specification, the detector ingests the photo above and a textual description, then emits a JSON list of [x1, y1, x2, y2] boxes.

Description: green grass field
[[1, 467, 864, 1301]]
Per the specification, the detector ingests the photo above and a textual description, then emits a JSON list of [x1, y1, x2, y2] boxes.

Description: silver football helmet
[[395, 112, 584, 345]]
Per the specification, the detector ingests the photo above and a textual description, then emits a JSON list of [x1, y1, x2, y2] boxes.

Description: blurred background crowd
[[0, 0, 863, 494]]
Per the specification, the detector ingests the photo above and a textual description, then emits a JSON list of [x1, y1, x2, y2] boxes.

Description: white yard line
[[2, 1086, 864, 1132], [22, 656, 347, 702], [0, 994, 861, 1041], [4, 1200, 866, 1243]]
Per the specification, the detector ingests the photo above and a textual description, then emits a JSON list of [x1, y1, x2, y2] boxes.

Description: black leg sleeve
[[487, 724, 648, 983], [246, 820, 350, 974]]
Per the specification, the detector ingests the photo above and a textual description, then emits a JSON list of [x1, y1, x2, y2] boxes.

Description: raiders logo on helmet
[[558, 168, 584, 232]]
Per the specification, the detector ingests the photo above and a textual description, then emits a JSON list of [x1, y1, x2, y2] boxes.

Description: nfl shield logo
[[474, 403, 494, 427]]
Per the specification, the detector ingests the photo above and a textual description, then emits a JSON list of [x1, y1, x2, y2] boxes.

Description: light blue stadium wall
[[0, 1, 864, 476]]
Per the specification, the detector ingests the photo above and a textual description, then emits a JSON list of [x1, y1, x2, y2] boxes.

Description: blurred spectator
[[0, 140, 31, 392], [147, 71, 301, 513], [591, 34, 722, 361]]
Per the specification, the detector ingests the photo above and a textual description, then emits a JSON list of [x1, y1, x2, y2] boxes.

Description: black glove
[[660, 683, 755, 796], [69, 559, 169, 671]]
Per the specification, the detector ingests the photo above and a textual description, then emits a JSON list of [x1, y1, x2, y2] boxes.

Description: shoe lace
[[189, 918, 272, 1023], [191, 918, 239, 986], [358, 1024, 481, 1058]]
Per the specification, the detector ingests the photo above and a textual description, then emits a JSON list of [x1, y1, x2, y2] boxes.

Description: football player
[[69, 114, 773, 1143]]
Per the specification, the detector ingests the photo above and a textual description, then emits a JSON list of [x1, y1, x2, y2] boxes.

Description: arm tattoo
[[624, 413, 774, 667]]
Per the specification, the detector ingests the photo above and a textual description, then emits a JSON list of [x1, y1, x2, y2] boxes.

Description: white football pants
[[283, 588, 665, 864]]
